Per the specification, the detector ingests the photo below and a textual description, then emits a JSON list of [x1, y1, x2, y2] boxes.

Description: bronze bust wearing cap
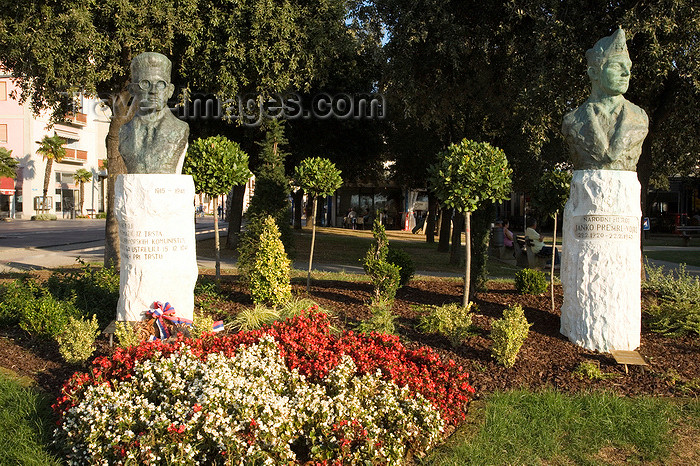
[[119, 52, 189, 174], [562, 29, 648, 171]]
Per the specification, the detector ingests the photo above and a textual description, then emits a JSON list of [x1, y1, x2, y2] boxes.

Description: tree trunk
[[470, 202, 495, 294], [450, 213, 464, 265], [226, 183, 246, 249], [464, 212, 471, 308], [104, 90, 133, 269], [79, 182, 85, 215], [307, 196, 318, 293], [425, 192, 437, 243], [637, 72, 677, 219], [636, 76, 675, 282], [316, 196, 325, 226], [42, 158, 52, 201], [293, 188, 303, 229], [214, 197, 221, 282], [438, 208, 451, 252], [550, 212, 558, 311]]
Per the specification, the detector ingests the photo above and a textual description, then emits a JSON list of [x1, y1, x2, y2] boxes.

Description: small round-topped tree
[[429, 139, 512, 307]]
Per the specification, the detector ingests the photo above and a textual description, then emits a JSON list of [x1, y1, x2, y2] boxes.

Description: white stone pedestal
[[115, 174, 198, 322], [561, 170, 641, 352]]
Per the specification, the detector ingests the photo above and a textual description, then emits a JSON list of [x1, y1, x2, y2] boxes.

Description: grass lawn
[[643, 234, 695, 247], [0, 371, 61, 464], [422, 390, 700, 465], [5, 367, 698, 465], [198, 226, 524, 279], [644, 250, 700, 268]]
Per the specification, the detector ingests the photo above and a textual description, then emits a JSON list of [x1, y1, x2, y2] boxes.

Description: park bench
[[677, 226, 700, 246], [515, 236, 549, 269], [488, 227, 517, 264]]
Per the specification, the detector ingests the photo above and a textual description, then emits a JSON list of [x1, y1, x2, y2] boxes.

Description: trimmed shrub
[[490, 304, 532, 368], [19, 294, 79, 339], [388, 247, 415, 287], [47, 264, 119, 327], [0, 279, 39, 326], [417, 302, 476, 347], [514, 268, 549, 295], [238, 215, 292, 306], [643, 262, 700, 338], [356, 298, 397, 335], [0, 278, 79, 338], [56, 315, 99, 364], [31, 214, 57, 221], [363, 219, 401, 303], [190, 312, 216, 339], [114, 322, 140, 348]]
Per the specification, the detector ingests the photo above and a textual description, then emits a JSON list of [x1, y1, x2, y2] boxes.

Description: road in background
[[0, 217, 221, 272]]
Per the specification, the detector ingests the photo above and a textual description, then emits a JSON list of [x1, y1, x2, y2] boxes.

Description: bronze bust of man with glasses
[[119, 52, 189, 174]]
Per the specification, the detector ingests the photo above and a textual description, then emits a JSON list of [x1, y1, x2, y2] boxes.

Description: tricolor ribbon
[[212, 321, 224, 333], [147, 301, 194, 339]]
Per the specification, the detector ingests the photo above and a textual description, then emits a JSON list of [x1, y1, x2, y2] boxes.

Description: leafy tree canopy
[[0, 147, 18, 179], [0, 0, 351, 266], [36, 134, 66, 162], [247, 120, 294, 254], [183, 136, 251, 196], [376, 0, 700, 198], [428, 139, 512, 214], [0, 0, 351, 114], [531, 170, 572, 219], [74, 168, 92, 183], [293, 157, 343, 198]]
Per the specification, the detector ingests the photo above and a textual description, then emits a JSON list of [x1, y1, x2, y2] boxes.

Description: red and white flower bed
[[54, 310, 475, 465]]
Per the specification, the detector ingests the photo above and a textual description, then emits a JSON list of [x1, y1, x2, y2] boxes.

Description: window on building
[[0, 124, 7, 143], [55, 172, 75, 185], [55, 188, 62, 212], [0, 82, 6, 101]]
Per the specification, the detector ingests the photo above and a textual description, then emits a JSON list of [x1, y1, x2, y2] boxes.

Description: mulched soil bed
[[1, 273, 698, 401]]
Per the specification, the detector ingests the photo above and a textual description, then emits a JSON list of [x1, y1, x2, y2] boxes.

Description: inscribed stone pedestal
[[560, 170, 641, 352], [115, 174, 198, 321]]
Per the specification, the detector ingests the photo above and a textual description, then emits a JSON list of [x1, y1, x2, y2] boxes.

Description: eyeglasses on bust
[[137, 80, 168, 92]]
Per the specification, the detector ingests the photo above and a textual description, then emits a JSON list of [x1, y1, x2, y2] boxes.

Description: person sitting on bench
[[503, 219, 514, 248], [525, 218, 560, 265]]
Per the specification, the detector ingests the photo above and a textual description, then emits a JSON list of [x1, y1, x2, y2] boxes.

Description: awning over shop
[[0, 177, 15, 195]]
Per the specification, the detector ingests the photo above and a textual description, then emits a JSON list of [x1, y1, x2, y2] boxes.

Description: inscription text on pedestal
[[573, 215, 639, 241]]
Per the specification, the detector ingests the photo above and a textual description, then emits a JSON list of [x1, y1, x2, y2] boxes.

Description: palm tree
[[36, 134, 66, 209], [0, 147, 18, 179], [74, 168, 92, 215]]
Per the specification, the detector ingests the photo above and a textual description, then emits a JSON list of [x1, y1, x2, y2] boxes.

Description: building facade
[[0, 73, 110, 219]]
